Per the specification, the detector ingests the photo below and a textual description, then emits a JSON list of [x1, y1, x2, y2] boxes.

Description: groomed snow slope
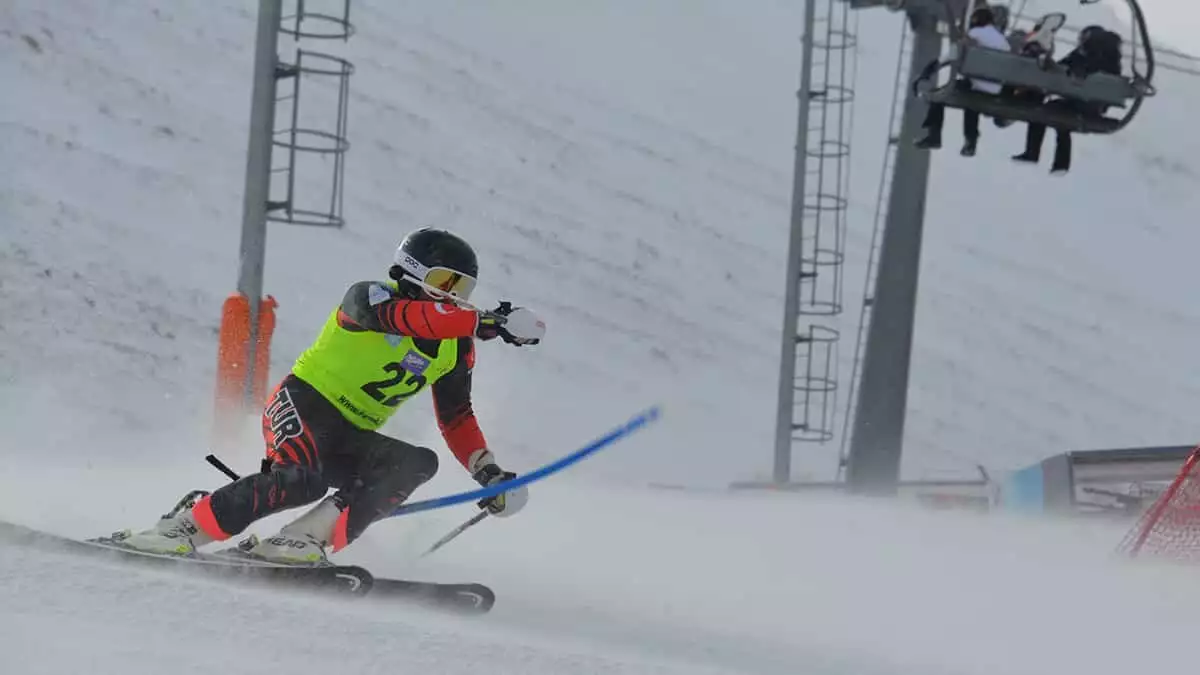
[[3, 477, 1200, 675], [4, 0, 1200, 673], [3, 0, 1199, 485]]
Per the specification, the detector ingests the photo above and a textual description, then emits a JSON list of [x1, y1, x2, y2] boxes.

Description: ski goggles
[[420, 266, 477, 301], [393, 249, 478, 301]]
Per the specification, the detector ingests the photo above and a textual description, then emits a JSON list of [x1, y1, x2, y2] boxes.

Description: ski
[[209, 539, 496, 613], [369, 577, 496, 613], [195, 542, 493, 613], [0, 520, 493, 614]]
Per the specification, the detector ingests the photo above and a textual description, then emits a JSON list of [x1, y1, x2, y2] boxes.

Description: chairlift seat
[[925, 86, 1123, 133], [957, 45, 1136, 108]]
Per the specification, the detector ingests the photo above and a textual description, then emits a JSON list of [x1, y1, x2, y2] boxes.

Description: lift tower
[[841, 0, 1155, 495], [215, 0, 355, 446], [838, 0, 951, 495]]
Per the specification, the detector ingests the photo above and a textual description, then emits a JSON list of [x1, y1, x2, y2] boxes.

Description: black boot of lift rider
[[914, 133, 941, 150], [1013, 123, 1045, 165], [1050, 130, 1071, 175]]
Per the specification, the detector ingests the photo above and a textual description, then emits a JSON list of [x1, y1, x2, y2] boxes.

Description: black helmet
[[388, 228, 479, 301], [969, 6, 995, 28], [989, 5, 1010, 32]]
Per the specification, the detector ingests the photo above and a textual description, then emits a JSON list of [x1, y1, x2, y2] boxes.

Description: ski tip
[[367, 577, 496, 614]]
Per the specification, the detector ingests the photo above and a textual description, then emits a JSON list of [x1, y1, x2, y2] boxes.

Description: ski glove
[[473, 462, 529, 517], [475, 301, 545, 346]]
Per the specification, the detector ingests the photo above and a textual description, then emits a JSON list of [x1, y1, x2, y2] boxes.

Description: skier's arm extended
[[430, 337, 488, 471], [338, 281, 481, 339], [431, 338, 529, 517]]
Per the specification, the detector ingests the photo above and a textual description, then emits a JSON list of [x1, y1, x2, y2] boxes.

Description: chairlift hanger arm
[[1106, 0, 1156, 90]]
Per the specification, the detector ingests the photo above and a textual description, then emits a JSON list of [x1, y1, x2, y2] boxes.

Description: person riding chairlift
[[991, 12, 1064, 131], [913, 6, 1012, 157], [1011, 25, 1124, 175]]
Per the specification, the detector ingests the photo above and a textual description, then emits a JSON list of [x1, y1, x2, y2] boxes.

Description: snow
[[3, 475, 1200, 675], [3, 0, 1200, 673]]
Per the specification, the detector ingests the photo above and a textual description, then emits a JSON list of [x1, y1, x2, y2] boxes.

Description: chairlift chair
[[913, 0, 1156, 134]]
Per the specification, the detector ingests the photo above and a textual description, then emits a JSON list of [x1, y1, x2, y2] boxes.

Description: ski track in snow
[[3, 0, 1200, 673]]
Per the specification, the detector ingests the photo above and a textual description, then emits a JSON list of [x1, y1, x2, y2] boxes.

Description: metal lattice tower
[[773, 0, 859, 482]]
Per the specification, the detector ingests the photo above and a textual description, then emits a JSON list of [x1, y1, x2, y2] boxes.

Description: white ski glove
[[476, 301, 545, 346], [500, 306, 544, 346], [473, 461, 529, 518]]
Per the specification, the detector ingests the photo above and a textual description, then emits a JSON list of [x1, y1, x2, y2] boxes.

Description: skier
[[116, 227, 544, 564]]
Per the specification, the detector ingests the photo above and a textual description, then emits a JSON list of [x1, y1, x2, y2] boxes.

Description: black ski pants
[[1020, 121, 1072, 172], [922, 79, 981, 142], [205, 374, 439, 547]]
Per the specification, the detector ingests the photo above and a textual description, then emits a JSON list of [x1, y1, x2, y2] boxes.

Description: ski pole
[[421, 510, 489, 558], [205, 454, 274, 482], [388, 405, 661, 518], [205, 454, 241, 481]]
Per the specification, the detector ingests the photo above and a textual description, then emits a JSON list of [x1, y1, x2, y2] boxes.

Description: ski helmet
[[969, 6, 995, 28], [388, 227, 479, 301]]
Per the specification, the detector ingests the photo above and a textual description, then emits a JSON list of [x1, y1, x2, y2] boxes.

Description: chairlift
[[912, 0, 1156, 134]]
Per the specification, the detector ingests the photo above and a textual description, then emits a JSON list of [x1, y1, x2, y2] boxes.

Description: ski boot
[[913, 133, 942, 150], [103, 490, 215, 556], [227, 496, 342, 566]]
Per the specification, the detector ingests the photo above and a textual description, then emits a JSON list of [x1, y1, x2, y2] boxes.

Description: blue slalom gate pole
[[386, 405, 661, 519]]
